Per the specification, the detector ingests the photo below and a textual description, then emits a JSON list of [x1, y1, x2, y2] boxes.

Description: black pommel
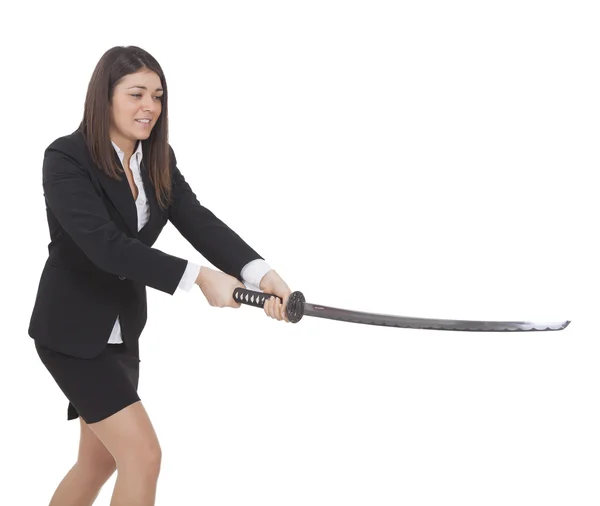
[[286, 291, 305, 323]]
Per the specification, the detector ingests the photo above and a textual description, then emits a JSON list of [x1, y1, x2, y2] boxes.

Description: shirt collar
[[111, 139, 144, 163]]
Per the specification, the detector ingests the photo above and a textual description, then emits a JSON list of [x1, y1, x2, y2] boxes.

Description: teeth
[[136, 119, 150, 123]]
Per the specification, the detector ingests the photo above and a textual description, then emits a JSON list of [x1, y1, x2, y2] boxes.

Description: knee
[[118, 443, 162, 477], [145, 444, 162, 475]]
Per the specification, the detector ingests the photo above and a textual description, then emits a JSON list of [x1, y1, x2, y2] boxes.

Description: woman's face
[[109, 69, 163, 150]]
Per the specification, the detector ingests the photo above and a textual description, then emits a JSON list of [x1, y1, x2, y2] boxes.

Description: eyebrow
[[127, 86, 164, 92]]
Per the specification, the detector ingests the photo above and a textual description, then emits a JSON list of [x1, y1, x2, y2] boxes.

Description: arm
[[240, 258, 272, 291], [167, 146, 265, 282], [179, 259, 273, 293], [42, 142, 188, 295]]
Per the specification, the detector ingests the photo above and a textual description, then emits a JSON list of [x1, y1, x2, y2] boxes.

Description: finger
[[265, 296, 275, 318], [284, 297, 292, 322], [281, 304, 287, 322], [269, 296, 278, 319], [274, 299, 282, 320], [268, 297, 274, 318], [279, 300, 285, 321], [273, 297, 281, 319]]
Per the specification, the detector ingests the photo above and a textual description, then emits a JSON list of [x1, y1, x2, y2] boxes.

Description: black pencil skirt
[[35, 340, 141, 424]]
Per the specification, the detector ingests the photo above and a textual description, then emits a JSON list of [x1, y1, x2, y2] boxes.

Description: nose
[[142, 96, 159, 113]]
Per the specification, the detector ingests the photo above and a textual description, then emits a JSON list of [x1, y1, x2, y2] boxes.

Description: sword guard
[[232, 288, 306, 323], [286, 291, 306, 323]]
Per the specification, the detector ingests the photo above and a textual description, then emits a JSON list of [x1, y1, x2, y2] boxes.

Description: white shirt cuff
[[240, 259, 272, 292], [178, 261, 201, 292]]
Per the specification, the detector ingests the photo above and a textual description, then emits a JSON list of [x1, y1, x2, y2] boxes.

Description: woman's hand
[[259, 269, 292, 322], [196, 266, 245, 308]]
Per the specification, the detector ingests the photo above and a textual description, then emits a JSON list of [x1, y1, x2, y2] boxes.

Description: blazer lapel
[[95, 150, 139, 237], [138, 157, 160, 232]]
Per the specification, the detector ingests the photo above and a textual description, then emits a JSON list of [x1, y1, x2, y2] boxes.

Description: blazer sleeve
[[42, 143, 188, 295], [167, 146, 264, 282]]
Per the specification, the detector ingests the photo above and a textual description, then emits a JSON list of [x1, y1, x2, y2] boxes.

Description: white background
[[1, 1, 598, 504]]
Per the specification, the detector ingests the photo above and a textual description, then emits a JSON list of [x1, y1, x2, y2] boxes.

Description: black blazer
[[28, 129, 263, 359]]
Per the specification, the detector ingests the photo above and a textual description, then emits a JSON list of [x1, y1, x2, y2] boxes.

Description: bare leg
[[48, 417, 117, 506], [86, 401, 162, 506]]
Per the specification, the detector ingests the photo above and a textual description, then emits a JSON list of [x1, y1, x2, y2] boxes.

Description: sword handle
[[232, 288, 306, 323]]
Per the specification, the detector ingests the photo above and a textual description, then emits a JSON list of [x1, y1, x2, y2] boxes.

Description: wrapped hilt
[[232, 288, 306, 323]]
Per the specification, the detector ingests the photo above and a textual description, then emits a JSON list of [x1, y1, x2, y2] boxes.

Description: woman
[[28, 45, 291, 505]]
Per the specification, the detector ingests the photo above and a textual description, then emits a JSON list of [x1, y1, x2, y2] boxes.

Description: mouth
[[135, 119, 152, 128]]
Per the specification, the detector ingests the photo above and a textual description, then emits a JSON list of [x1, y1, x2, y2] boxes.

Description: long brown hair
[[77, 46, 173, 211]]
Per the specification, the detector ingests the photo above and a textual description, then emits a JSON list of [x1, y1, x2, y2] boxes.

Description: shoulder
[[44, 129, 89, 163], [42, 130, 94, 183], [46, 128, 86, 152]]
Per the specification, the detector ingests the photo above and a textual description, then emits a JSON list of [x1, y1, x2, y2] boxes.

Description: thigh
[[78, 417, 116, 471], [86, 400, 161, 471]]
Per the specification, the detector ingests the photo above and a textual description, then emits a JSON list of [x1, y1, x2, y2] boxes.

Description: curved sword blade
[[303, 303, 570, 332], [231, 288, 570, 332]]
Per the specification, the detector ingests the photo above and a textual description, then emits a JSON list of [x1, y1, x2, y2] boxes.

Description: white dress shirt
[[107, 139, 271, 344]]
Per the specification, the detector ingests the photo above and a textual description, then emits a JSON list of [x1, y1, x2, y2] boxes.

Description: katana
[[233, 288, 570, 332]]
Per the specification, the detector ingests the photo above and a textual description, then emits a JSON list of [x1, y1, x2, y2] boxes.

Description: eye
[[131, 94, 163, 100]]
